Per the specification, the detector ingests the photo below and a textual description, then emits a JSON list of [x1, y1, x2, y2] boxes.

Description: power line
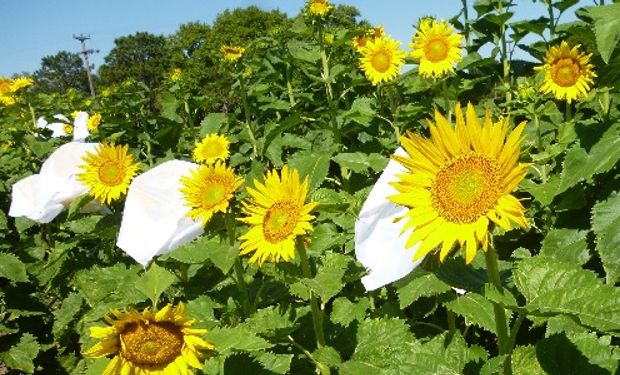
[[73, 34, 99, 98]]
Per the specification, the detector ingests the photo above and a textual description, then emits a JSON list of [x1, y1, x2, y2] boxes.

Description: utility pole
[[73, 34, 99, 98]]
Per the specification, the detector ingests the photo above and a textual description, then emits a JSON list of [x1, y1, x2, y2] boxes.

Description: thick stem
[[484, 247, 512, 374], [497, 0, 512, 104], [461, 0, 471, 49], [547, 0, 556, 41], [318, 24, 341, 146], [225, 212, 252, 316], [565, 100, 572, 122], [296, 238, 326, 348], [238, 76, 258, 158]]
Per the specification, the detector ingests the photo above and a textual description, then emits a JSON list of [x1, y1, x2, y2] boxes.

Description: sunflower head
[[9, 77, 33, 92], [77, 143, 140, 205], [410, 19, 464, 78], [220, 45, 245, 63], [180, 161, 243, 226], [308, 0, 333, 17], [87, 113, 102, 132], [359, 35, 406, 86], [170, 68, 182, 82], [389, 103, 529, 264], [0, 77, 11, 96], [535, 41, 596, 103], [83, 302, 214, 374], [63, 123, 74, 135], [193, 134, 230, 164], [238, 165, 318, 265]]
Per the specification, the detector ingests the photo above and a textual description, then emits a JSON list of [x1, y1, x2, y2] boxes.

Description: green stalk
[[317, 24, 341, 145], [565, 100, 572, 122], [461, 0, 471, 49], [484, 247, 512, 374], [497, 0, 512, 104], [237, 75, 258, 158], [225, 212, 252, 316], [296, 238, 327, 349], [546, 0, 556, 41], [441, 79, 452, 116]]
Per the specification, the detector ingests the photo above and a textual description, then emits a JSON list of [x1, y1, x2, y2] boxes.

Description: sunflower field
[[2, 0, 620, 373]]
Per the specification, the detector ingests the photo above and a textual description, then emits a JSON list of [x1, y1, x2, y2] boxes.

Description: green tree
[[98, 32, 172, 90], [32, 51, 91, 94]]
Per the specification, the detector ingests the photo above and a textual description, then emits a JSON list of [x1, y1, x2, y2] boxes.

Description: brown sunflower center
[[120, 321, 184, 366], [371, 50, 392, 73], [263, 201, 299, 243], [98, 160, 125, 186], [431, 154, 500, 224], [551, 58, 580, 87], [201, 181, 226, 208], [425, 38, 449, 62]]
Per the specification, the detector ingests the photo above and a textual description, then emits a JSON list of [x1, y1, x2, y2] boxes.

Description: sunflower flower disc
[[238, 166, 317, 265], [389, 103, 529, 264], [77, 143, 139, 205], [308, 0, 333, 17], [192, 134, 230, 164], [410, 19, 463, 78], [179, 161, 243, 226], [220, 45, 245, 62], [535, 40, 596, 103], [83, 303, 214, 374], [359, 35, 406, 86]]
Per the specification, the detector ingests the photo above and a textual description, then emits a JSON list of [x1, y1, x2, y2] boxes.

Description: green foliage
[[32, 51, 91, 94]]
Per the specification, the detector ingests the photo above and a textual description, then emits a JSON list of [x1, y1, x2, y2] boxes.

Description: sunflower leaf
[[134, 263, 176, 305], [584, 3, 620, 64], [0, 252, 28, 283], [540, 228, 590, 266], [591, 191, 620, 284], [288, 150, 331, 191], [395, 270, 452, 309], [206, 326, 273, 354], [444, 293, 508, 334], [0, 333, 40, 373]]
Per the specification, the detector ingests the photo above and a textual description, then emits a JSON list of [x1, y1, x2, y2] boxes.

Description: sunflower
[[238, 166, 317, 265], [308, 0, 332, 17], [535, 41, 596, 103], [220, 45, 245, 62], [410, 19, 464, 78], [83, 302, 214, 374], [359, 35, 406, 86], [88, 113, 102, 132], [179, 161, 243, 226], [9, 77, 33, 91], [63, 124, 74, 134], [389, 103, 529, 264], [77, 143, 139, 205], [192, 134, 230, 164]]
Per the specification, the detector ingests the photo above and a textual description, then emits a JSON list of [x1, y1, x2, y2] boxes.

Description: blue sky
[[0, 0, 587, 77]]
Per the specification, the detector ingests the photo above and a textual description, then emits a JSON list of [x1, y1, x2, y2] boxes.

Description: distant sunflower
[[220, 45, 245, 62], [193, 134, 230, 164], [87, 113, 102, 132], [238, 166, 317, 265], [359, 35, 406, 86], [535, 41, 596, 103], [389, 103, 529, 264], [9, 77, 33, 91], [410, 19, 463, 78], [77, 143, 139, 205], [180, 161, 243, 226], [308, 0, 333, 17], [63, 124, 74, 134], [83, 302, 214, 375], [352, 34, 368, 52]]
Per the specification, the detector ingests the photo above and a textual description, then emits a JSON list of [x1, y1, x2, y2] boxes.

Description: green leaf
[[251, 352, 293, 374], [66, 193, 97, 220], [331, 297, 369, 327], [288, 151, 331, 190], [243, 305, 297, 339], [134, 263, 176, 304], [199, 113, 227, 136], [591, 191, 620, 283], [558, 125, 620, 194], [157, 92, 182, 123], [584, 3, 620, 63], [302, 252, 349, 302], [206, 326, 272, 354], [540, 228, 590, 266], [0, 333, 40, 373], [332, 152, 387, 174], [53, 292, 84, 342], [287, 40, 320, 63], [0, 253, 28, 282], [521, 176, 561, 205], [514, 256, 620, 333], [395, 271, 452, 309], [510, 346, 545, 375], [536, 333, 618, 374], [75, 264, 143, 305], [341, 98, 377, 127], [444, 293, 507, 334]]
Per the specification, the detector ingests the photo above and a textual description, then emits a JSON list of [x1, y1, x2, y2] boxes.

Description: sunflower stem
[[484, 247, 512, 374], [237, 75, 258, 158], [226, 212, 253, 317], [317, 23, 341, 146], [440, 79, 451, 117], [565, 100, 572, 122], [287, 335, 331, 375], [296, 237, 327, 350], [497, 0, 512, 105], [546, 0, 556, 41], [461, 0, 471, 49]]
